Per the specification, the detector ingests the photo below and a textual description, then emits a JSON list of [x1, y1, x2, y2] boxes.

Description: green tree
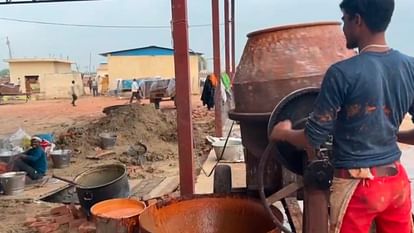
[[0, 69, 9, 76]]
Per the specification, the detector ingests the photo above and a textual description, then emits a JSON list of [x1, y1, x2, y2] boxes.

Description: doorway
[[25, 75, 40, 94]]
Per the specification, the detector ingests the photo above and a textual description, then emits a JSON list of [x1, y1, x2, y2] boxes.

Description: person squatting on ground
[[9, 137, 47, 181], [270, 0, 414, 232]]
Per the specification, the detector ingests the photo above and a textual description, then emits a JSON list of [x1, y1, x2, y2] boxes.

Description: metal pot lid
[[267, 87, 320, 175]]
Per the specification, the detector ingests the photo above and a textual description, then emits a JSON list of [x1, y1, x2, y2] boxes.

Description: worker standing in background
[[92, 76, 99, 97], [17, 77, 21, 91], [87, 77, 92, 95], [270, 0, 414, 232], [201, 75, 215, 110], [130, 78, 141, 104], [71, 80, 77, 107]]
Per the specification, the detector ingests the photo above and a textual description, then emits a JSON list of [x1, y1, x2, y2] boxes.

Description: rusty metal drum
[[229, 22, 355, 193], [139, 194, 283, 233], [233, 21, 354, 114]]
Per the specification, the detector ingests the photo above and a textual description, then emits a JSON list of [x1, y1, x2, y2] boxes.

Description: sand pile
[[54, 104, 215, 179], [57, 105, 178, 162]]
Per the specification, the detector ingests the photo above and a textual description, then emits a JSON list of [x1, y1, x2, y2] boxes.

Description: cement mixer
[[216, 21, 356, 232]]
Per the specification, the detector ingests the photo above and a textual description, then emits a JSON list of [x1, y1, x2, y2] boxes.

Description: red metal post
[[303, 188, 329, 233], [212, 0, 223, 137], [224, 0, 230, 75], [171, 0, 195, 195], [231, 0, 236, 78]]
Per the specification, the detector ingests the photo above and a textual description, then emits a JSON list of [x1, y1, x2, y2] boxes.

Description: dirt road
[[0, 97, 137, 137]]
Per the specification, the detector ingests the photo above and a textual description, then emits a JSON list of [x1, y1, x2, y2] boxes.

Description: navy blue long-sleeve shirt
[[305, 50, 414, 169], [24, 147, 47, 175]]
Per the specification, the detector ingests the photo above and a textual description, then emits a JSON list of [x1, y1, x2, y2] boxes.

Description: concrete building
[[100, 46, 202, 94], [96, 63, 108, 78], [6, 58, 83, 99]]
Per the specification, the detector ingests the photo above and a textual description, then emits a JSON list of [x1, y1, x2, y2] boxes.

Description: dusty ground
[[0, 95, 215, 233], [0, 97, 122, 138]]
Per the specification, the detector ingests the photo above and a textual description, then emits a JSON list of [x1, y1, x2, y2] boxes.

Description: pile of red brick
[[192, 106, 215, 120], [24, 204, 96, 233]]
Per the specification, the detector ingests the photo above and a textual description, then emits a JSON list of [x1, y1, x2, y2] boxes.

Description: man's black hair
[[340, 0, 395, 32]]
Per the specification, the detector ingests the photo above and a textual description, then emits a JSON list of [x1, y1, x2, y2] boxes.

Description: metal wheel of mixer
[[257, 87, 321, 233], [267, 87, 320, 175]]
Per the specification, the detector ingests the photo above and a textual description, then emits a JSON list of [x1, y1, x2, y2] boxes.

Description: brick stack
[[24, 204, 96, 233]]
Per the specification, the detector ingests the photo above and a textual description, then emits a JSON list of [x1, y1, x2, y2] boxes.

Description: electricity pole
[[6, 36, 12, 59]]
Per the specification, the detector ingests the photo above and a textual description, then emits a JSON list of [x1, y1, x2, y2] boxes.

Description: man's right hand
[[270, 120, 293, 142]]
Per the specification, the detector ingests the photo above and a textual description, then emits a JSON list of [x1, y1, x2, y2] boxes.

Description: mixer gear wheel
[[267, 87, 321, 175]]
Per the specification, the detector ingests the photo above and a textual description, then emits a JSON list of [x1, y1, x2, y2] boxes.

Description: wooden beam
[[282, 197, 303, 233]]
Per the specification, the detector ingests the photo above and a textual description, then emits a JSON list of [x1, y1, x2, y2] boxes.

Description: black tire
[[213, 165, 232, 194]]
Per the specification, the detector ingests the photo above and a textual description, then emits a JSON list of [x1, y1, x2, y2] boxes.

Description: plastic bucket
[[50, 149, 72, 168], [99, 133, 117, 149], [91, 198, 146, 233]]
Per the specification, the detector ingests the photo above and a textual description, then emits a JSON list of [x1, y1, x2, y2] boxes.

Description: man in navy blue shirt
[[11, 137, 47, 180], [271, 0, 414, 232]]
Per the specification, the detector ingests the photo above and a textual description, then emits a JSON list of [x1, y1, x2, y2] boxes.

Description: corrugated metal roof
[[100, 45, 202, 57]]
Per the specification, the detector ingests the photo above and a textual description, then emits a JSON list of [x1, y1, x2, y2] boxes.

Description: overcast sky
[[0, 0, 413, 72]]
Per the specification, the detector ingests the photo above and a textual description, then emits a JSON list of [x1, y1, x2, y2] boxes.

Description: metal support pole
[[212, 0, 223, 137], [171, 0, 195, 195], [231, 0, 236, 78], [224, 0, 230, 75], [302, 157, 329, 233], [303, 188, 329, 233]]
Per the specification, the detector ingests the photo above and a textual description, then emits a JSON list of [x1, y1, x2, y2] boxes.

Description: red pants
[[340, 163, 412, 233]]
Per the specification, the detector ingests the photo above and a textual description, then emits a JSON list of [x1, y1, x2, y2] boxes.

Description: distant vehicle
[[116, 77, 176, 109], [0, 83, 28, 104], [0, 83, 19, 95], [149, 78, 176, 109]]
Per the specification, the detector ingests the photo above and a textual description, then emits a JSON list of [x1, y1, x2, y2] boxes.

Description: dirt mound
[[57, 105, 178, 162], [54, 104, 215, 179]]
